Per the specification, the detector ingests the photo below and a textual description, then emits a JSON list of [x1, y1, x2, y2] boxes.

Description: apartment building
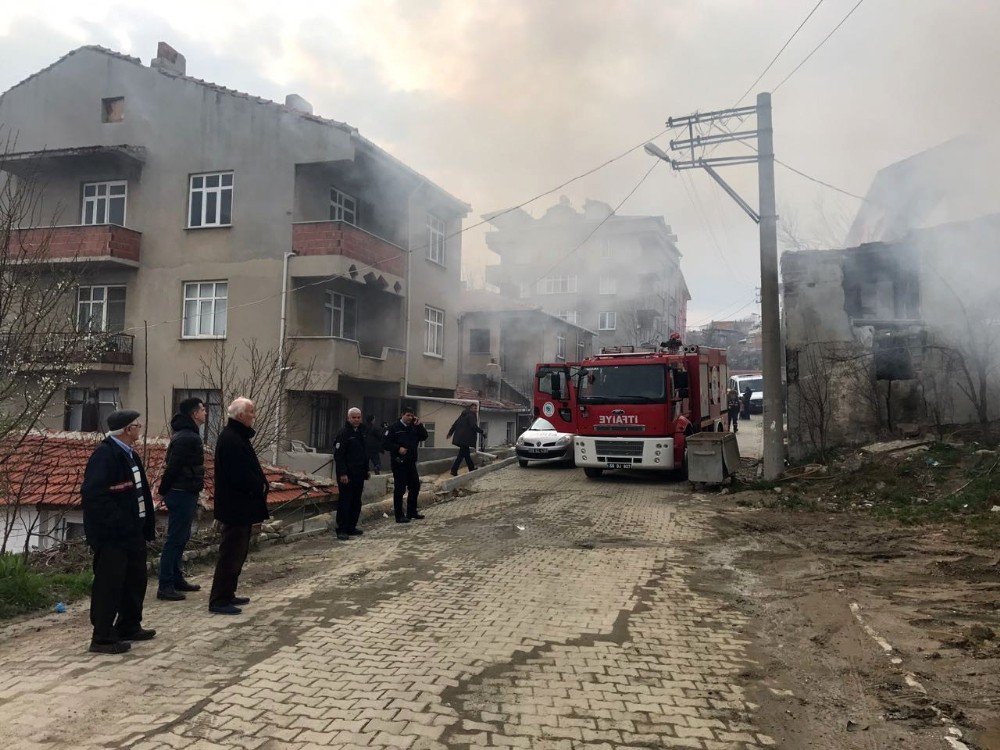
[[0, 44, 469, 452], [483, 197, 689, 350]]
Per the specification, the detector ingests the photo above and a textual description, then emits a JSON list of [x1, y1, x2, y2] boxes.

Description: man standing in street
[[156, 397, 206, 601], [81, 410, 156, 654], [333, 407, 370, 541], [208, 397, 269, 615], [382, 407, 429, 523], [447, 402, 485, 476], [742, 385, 753, 421], [364, 414, 383, 474]]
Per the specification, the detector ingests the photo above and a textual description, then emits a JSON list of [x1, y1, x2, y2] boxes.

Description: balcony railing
[[11, 224, 141, 265], [0, 332, 135, 368], [292, 221, 406, 277]]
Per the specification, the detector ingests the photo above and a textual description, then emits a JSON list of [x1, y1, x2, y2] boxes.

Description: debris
[[860, 439, 932, 455], [382, 512, 389, 518], [54, 602, 66, 614], [846, 720, 868, 732], [926, 458, 940, 467], [991, 505, 1000, 513], [515, 524, 526, 531]]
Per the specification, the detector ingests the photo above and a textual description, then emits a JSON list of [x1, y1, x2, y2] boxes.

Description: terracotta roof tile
[[453, 386, 527, 412]]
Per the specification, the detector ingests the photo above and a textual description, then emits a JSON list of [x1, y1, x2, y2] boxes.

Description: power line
[[735, 0, 826, 105], [773, 0, 869, 92]]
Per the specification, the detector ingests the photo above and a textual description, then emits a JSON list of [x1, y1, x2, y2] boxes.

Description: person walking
[[382, 407, 429, 523], [726, 389, 741, 433], [447, 402, 485, 476], [156, 397, 206, 601], [364, 415, 383, 474], [741, 386, 753, 420], [208, 398, 269, 615], [80, 410, 156, 654], [333, 408, 370, 541]]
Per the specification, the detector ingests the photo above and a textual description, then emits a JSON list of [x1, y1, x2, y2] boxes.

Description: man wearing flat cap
[[80, 409, 156, 654]]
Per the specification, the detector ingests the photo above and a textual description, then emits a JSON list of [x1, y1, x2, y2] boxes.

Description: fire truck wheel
[[583, 467, 604, 479], [518, 459, 529, 468], [674, 450, 689, 481]]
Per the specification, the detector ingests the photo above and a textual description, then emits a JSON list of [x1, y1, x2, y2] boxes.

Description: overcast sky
[[1, 0, 997, 326]]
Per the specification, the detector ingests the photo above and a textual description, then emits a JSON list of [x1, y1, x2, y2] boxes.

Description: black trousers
[[209, 524, 252, 607], [451, 446, 475, 474], [336, 474, 365, 532], [90, 538, 148, 643], [392, 462, 421, 519], [727, 409, 740, 431]]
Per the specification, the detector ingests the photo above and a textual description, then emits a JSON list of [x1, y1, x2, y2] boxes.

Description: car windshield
[[529, 418, 556, 431], [578, 364, 665, 404], [738, 377, 763, 392]]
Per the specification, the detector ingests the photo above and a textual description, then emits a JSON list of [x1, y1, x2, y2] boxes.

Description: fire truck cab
[[572, 344, 727, 478], [533, 362, 578, 432]]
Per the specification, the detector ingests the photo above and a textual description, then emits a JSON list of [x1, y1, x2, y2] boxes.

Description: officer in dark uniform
[[333, 407, 370, 540], [382, 406, 429, 523]]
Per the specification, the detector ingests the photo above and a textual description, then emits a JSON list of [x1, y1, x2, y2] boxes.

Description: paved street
[[0, 466, 773, 750]]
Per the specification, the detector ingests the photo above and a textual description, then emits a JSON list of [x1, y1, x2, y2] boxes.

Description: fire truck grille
[[594, 440, 644, 457]]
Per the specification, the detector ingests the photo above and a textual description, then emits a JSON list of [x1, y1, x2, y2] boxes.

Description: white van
[[729, 374, 763, 414]]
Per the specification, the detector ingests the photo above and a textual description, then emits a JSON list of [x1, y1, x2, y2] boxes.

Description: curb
[[437, 456, 519, 493]]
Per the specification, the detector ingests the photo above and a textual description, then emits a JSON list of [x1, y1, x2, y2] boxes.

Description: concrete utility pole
[[647, 92, 785, 478]]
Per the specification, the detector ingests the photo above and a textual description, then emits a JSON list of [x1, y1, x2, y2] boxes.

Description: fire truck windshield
[[578, 364, 666, 404]]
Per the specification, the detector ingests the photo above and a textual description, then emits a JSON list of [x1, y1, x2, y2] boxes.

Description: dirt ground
[[699, 499, 999, 749]]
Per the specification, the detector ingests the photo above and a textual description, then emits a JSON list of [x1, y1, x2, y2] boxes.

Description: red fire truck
[[533, 362, 578, 432], [572, 343, 727, 478]]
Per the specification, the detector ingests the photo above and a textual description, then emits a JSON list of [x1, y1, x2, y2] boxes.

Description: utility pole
[[646, 92, 784, 478]]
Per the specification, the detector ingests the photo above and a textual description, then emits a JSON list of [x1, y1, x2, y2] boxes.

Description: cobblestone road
[[0, 465, 773, 749]]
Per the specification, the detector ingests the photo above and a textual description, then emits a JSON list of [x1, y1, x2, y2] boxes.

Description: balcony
[[1, 332, 134, 372], [291, 221, 406, 293], [290, 337, 405, 391], [11, 225, 141, 267]]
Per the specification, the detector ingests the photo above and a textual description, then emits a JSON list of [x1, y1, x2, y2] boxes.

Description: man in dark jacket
[[447, 402, 485, 476], [81, 409, 156, 654], [156, 397, 206, 601], [382, 407, 429, 523], [208, 397, 269, 615], [333, 407, 370, 541], [742, 386, 753, 420], [364, 415, 383, 474]]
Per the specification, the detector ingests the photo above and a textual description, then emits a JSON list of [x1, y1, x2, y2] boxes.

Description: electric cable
[[772, 0, 869, 93]]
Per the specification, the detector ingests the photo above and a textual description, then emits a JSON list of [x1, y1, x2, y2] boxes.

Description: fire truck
[[533, 362, 578, 431], [572, 342, 727, 478]]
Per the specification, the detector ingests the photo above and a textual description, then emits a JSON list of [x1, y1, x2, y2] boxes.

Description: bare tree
[[787, 343, 836, 459]]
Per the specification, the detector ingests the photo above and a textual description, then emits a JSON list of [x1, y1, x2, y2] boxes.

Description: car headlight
[[556, 435, 572, 445], [516, 436, 526, 446]]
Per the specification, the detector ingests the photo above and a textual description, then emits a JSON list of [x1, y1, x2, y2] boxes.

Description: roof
[[1, 45, 469, 214], [453, 386, 527, 412], [0, 432, 336, 509], [459, 290, 597, 335]]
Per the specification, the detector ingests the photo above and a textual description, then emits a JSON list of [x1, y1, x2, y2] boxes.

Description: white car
[[515, 418, 575, 467]]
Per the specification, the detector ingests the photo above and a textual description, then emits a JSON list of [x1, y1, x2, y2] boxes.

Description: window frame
[[329, 187, 357, 224], [424, 305, 445, 357], [81, 180, 127, 226], [76, 285, 126, 333], [599, 277, 617, 295], [423, 422, 436, 447], [181, 280, 229, 339], [323, 290, 357, 340], [599, 311, 617, 331], [537, 275, 579, 295], [172, 388, 223, 445], [469, 328, 491, 355], [556, 333, 566, 361], [188, 171, 234, 229], [427, 214, 446, 265]]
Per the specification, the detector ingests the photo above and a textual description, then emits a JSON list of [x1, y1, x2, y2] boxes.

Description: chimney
[[285, 94, 313, 115], [151, 42, 186, 75]]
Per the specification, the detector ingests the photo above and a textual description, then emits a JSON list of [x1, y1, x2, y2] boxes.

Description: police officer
[[333, 407, 370, 540], [382, 406, 429, 523]]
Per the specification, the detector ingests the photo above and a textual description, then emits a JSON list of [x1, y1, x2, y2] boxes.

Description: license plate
[[606, 462, 631, 469]]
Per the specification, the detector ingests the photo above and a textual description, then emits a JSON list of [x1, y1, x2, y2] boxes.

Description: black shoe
[[117, 628, 156, 641], [230, 596, 251, 606], [449, 470, 458, 477], [157, 588, 186, 601], [209, 604, 242, 615], [408, 512, 425, 520], [175, 579, 201, 592], [348, 529, 363, 536], [395, 516, 410, 524], [89, 640, 130, 654], [336, 532, 350, 541]]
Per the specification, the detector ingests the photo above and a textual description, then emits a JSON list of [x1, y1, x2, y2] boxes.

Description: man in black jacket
[[81, 409, 156, 654], [156, 397, 206, 601], [333, 407, 370, 541], [382, 407, 429, 523], [208, 397, 269, 615], [447, 402, 485, 476]]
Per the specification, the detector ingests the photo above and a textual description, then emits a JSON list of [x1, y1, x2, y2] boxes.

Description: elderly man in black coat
[[208, 397, 269, 615], [333, 407, 370, 541], [81, 409, 156, 654], [447, 402, 485, 476]]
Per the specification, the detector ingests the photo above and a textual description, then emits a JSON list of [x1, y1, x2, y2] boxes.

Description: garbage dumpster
[[686, 432, 740, 485]]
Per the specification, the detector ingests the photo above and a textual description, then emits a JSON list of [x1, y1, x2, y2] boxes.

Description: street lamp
[[643, 142, 671, 163]]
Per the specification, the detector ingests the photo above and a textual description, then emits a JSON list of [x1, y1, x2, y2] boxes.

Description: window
[[102, 97, 124, 123], [64, 388, 119, 432], [537, 276, 578, 295], [599, 277, 617, 295], [424, 422, 436, 447], [82, 181, 127, 226], [599, 311, 617, 330], [188, 172, 233, 228], [469, 328, 491, 355], [556, 334, 566, 361], [506, 421, 516, 445], [600, 239, 614, 259], [427, 214, 445, 264], [424, 306, 444, 356], [310, 394, 344, 451], [77, 285, 126, 333], [182, 281, 228, 338], [555, 311, 578, 324], [323, 291, 357, 339], [578, 364, 666, 403], [173, 388, 223, 445], [329, 187, 357, 224], [518, 282, 531, 299]]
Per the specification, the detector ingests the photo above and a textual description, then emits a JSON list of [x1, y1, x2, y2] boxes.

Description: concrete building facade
[[0, 44, 469, 452], [483, 197, 689, 351]]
